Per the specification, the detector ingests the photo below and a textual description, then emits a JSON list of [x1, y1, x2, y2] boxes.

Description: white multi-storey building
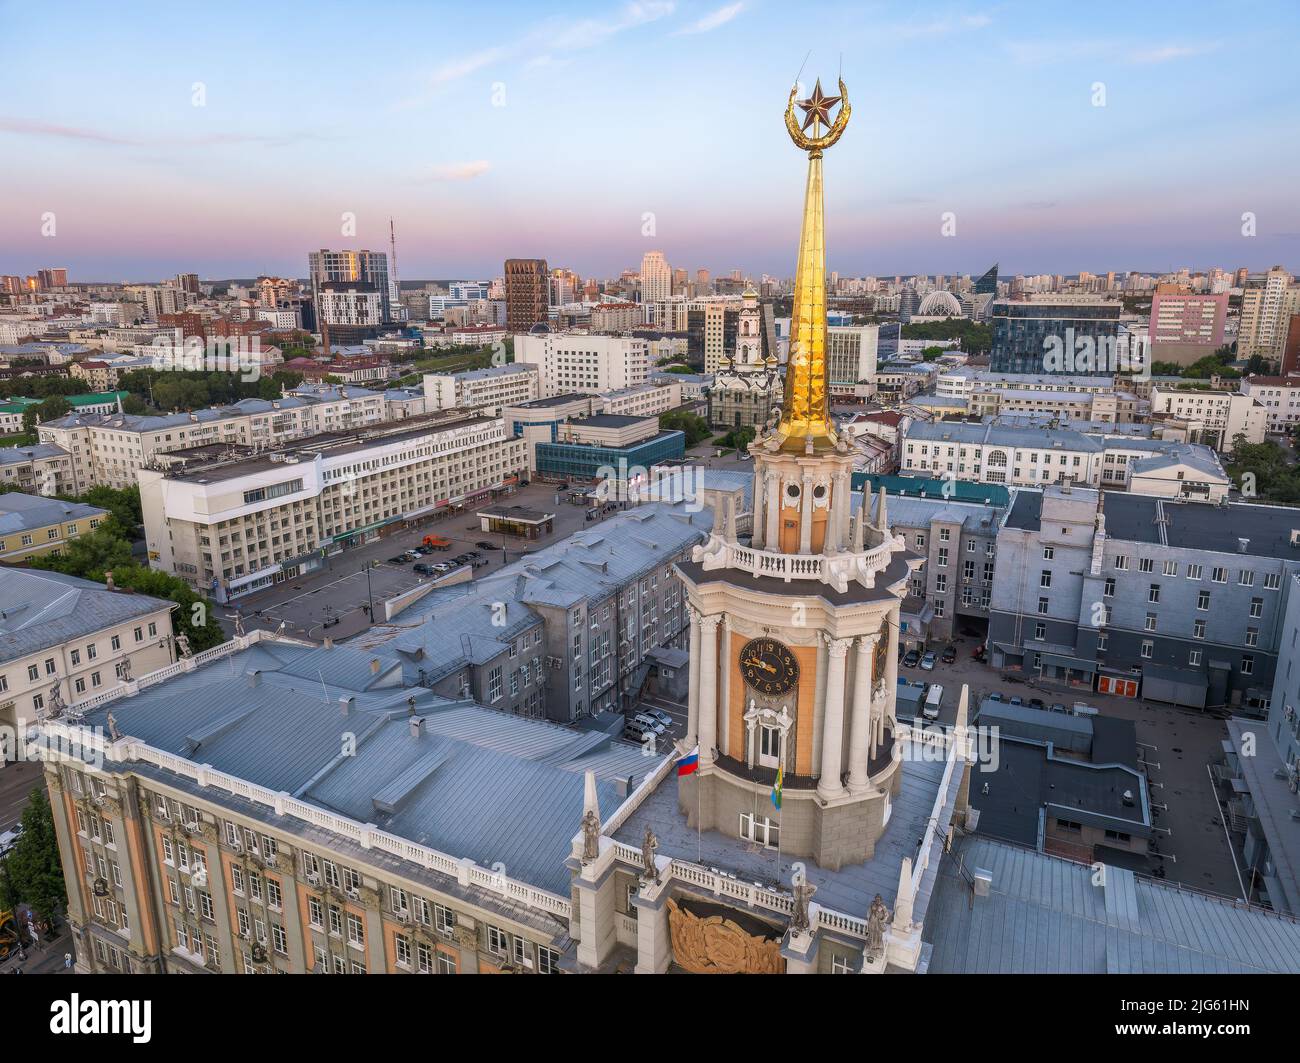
[[422, 363, 540, 415], [139, 414, 528, 600], [1241, 376, 1300, 433], [827, 323, 879, 398], [37, 387, 388, 491], [901, 421, 1230, 500], [512, 332, 651, 397], [640, 251, 672, 305], [1149, 385, 1267, 451]]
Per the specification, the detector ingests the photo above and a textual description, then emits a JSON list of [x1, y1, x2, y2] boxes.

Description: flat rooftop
[[162, 412, 496, 483]]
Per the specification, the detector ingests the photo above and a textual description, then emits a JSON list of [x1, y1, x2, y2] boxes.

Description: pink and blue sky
[[2, 0, 1297, 281]]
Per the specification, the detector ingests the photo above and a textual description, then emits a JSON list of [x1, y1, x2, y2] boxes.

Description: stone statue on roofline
[[640, 825, 660, 884], [580, 808, 600, 863], [791, 876, 817, 933], [175, 632, 193, 659], [866, 894, 889, 960]]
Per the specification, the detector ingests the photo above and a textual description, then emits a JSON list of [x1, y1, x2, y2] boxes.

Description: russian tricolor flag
[[677, 746, 700, 777]]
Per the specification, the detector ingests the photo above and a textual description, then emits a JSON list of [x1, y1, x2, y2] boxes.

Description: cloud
[[423, 160, 491, 181], [404, 1, 675, 105], [0, 117, 314, 148], [427, 47, 511, 87], [1006, 38, 1220, 66], [1126, 42, 1219, 64], [883, 12, 993, 40], [674, 2, 744, 35]]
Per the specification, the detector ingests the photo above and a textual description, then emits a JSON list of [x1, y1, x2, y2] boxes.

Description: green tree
[[718, 426, 756, 451], [70, 485, 143, 530], [660, 410, 711, 446], [21, 396, 71, 434], [3, 790, 67, 925], [29, 523, 133, 574]]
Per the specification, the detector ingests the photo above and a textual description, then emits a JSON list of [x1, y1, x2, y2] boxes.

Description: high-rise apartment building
[[1239, 267, 1298, 361], [504, 258, 549, 333], [308, 249, 393, 323], [640, 251, 672, 305]]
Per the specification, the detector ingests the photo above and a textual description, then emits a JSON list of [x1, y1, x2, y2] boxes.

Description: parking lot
[[224, 480, 642, 641], [898, 632, 1242, 899]]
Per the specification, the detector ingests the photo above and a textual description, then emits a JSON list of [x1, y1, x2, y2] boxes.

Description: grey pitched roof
[[0, 493, 107, 535], [77, 640, 652, 894], [926, 835, 1300, 973], [0, 443, 70, 466], [0, 568, 171, 665]]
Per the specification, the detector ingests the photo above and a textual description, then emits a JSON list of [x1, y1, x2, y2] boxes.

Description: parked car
[[919, 652, 936, 671], [940, 644, 957, 664], [642, 708, 674, 729], [1049, 703, 1067, 714], [971, 645, 987, 662], [464, 550, 480, 559], [472, 559, 489, 569], [0, 823, 24, 857], [902, 650, 921, 668], [987, 692, 1003, 703], [432, 562, 454, 574], [413, 563, 436, 576], [475, 541, 498, 551], [623, 720, 653, 742], [1008, 695, 1024, 706], [387, 555, 410, 565], [632, 712, 666, 736], [414, 545, 434, 555], [1028, 698, 1046, 711]]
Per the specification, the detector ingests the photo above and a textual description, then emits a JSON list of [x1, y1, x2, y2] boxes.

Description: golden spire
[[775, 77, 850, 454]]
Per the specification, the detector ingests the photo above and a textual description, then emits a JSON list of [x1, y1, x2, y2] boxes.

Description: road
[[0, 760, 43, 835]]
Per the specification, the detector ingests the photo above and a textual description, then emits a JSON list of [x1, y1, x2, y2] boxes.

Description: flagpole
[[697, 768, 702, 864]]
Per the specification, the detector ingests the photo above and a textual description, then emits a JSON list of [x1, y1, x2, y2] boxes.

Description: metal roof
[[926, 835, 1300, 973], [0, 568, 172, 665], [78, 640, 652, 895]]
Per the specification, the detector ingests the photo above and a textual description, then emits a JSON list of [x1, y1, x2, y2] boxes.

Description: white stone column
[[686, 606, 701, 749], [752, 474, 766, 549], [698, 615, 721, 765], [798, 472, 814, 553], [817, 637, 851, 801], [878, 616, 899, 754], [718, 620, 731, 757], [847, 633, 878, 792], [765, 472, 781, 548]]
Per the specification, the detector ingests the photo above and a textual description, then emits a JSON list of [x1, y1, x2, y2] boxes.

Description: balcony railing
[[694, 533, 908, 593]]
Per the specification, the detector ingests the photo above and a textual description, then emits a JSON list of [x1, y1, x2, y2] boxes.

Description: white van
[[923, 684, 943, 721]]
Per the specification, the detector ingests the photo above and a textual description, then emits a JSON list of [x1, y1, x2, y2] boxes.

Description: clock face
[[739, 637, 800, 697]]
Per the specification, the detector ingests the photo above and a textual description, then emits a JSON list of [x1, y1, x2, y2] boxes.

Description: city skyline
[[2, 0, 1299, 280]]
